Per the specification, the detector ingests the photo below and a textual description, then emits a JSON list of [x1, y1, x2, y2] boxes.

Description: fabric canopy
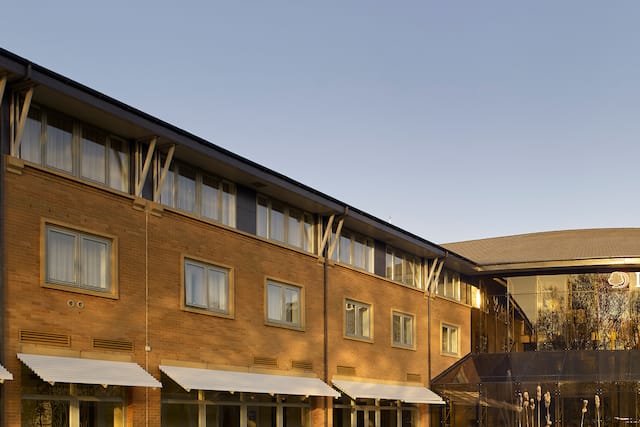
[[332, 379, 445, 404], [160, 365, 339, 397], [0, 363, 12, 382], [18, 353, 161, 388]]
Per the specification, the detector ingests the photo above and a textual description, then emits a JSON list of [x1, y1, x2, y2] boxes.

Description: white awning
[[332, 379, 445, 404], [160, 365, 340, 397], [0, 363, 12, 382], [18, 353, 161, 388]]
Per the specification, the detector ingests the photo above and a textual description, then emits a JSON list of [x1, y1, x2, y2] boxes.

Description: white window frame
[[386, 248, 422, 289], [344, 299, 372, 341], [19, 105, 130, 192], [156, 158, 236, 227], [330, 230, 374, 273], [266, 280, 303, 328], [182, 257, 232, 316], [437, 269, 461, 301], [392, 311, 415, 349], [43, 223, 117, 298], [256, 196, 314, 253], [442, 323, 459, 356]]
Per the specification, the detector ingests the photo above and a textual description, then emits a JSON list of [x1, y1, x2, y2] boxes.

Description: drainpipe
[[323, 217, 329, 427]]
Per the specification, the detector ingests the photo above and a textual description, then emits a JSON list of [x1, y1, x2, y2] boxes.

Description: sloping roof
[[442, 228, 640, 271]]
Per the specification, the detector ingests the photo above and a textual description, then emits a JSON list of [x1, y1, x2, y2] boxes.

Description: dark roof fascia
[[0, 47, 474, 265]]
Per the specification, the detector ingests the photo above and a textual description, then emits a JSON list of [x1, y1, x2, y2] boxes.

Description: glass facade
[[433, 271, 640, 427]]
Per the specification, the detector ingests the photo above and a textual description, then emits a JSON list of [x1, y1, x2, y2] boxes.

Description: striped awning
[[333, 379, 445, 404], [160, 365, 339, 397], [18, 353, 161, 387]]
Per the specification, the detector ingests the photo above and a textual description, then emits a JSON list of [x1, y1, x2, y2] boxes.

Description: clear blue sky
[[2, 1, 639, 243]]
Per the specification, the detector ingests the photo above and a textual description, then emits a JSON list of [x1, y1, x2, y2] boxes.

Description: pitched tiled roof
[[442, 228, 640, 266]]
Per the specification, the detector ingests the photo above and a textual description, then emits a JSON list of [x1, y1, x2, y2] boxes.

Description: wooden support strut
[[327, 215, 345, 260], [135, 137, 157, 197], [318, 214, 335, 256], [0, 75, 7, 105], [425, 258, 444, 297], [153, 144, 175, 202], [11, 86, 33, 156]]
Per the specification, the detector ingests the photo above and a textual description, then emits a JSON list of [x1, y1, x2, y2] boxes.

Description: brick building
[[0, 48, 480, 427]]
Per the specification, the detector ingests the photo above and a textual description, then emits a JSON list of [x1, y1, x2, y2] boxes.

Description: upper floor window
[[183, 258, 231, 315], [392, 311, 414, 349], [257, 197, 314, 252], [442, 323, 459, 356], [157, 159, 235, 227], [21, 106, 130, 192], [330, 229, 374, 273], [345, 299, 371, 340], [266, 280, 302, 328], [386, 248, 422, 288], [44, 224, 115, 296], [437, 269, 461, 301]]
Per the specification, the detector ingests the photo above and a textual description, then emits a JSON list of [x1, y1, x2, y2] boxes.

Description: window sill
[[343, 334, 374, 344], [182, 305, 234, 319], [42, 282, 118, 300], [391, 343, 416, 351], [265, 321, 305, 332]]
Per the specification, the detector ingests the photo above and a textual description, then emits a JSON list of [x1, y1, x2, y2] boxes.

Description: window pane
[[81, 127, 107, 183], [256, 198, 269, 238], [386, 252, 394, 279], [394, 256, 404, 283], [403, 316, 413, 346], [80, 401, 123, 426], [109, 138, 129, 192], [270, 202, 285, 242], [345, 302, 356, 335], [45, 113, 73, 172], [339, 235, 351, 264], [80, 237, 109, 290], [303, 215, 313, 252], [353, 239, 365, 269], [288, 209, 302, 247], [221, 182, 235, 227], [46, 229, 76, 284], [22, 400, 70, 427], [451, 328, 458, 353], [267, 283, 283, 321], [284, 286, 300, 324], [207, 267, 228, 312], [202, 175, 220, 221], [21, 108, 42, 164], [177, 166, 196, 212], [185, 263, 205, 308], [393, 314, 401, 343], [160, 167, 175, 207], [161, 402, 198, 427], [358, 306, 370, 337]]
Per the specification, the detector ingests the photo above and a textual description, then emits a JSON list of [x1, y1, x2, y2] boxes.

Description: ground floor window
[[333, 396, 418, 427], [21, 366, 124, 427], [161, 374, 311, 427]]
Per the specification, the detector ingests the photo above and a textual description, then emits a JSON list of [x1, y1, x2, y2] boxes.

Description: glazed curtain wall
[[508, 272, 640, 351]]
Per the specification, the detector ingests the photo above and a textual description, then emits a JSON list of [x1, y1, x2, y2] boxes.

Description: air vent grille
[[336, 365, 356, 376], [406, 373, 422, 383], [253, 356, 278, 368], [20, 330, 70, 347], [291, 360, 313, 371], [92, 338, 134, 352]]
